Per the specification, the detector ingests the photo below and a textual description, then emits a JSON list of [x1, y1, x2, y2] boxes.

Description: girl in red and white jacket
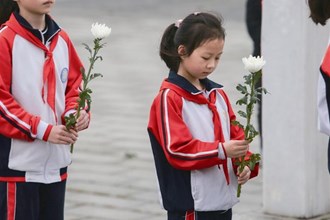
[[0, 0, 89, 219], [148, 12, 259, 220]]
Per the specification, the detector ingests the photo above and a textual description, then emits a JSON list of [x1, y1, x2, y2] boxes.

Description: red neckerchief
[[161, 80, 230, 184], [5, 14, 59, 122]]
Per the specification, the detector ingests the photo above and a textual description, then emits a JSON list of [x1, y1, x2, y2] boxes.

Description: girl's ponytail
[[159, 23, 180, 72], [0, 0, 18, 26]]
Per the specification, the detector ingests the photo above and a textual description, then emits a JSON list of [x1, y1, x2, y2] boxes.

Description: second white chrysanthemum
[[242, 55, 266, 73], [91, 22, 111, 39]]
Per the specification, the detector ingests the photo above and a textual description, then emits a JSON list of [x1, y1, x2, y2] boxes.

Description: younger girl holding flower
[[0, 0, 89, 219], [148, 12, 259, 220]]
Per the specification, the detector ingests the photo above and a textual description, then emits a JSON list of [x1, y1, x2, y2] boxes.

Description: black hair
[[0, 0, 18, 26], [159, 12, 226, 72], [308, 0, 330, 25]]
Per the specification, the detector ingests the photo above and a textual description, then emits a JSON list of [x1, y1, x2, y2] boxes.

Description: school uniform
[[147, 72, 259, 220], [319, 40, 330, 173], [0, 12, 83, 220]]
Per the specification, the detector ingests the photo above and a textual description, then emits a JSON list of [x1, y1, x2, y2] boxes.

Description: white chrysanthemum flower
[[91, 22, 111, 39], [242, 55, 266, 73]]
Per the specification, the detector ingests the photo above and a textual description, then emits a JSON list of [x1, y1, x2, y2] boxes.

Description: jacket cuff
[[36, 120, 48, 140], [42, 125, 53, 141], [36, 121, 53, 142], [218, 143, 227, 160]]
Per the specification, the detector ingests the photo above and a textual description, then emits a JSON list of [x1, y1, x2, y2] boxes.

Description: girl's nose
[[207, 60, 216, 69]]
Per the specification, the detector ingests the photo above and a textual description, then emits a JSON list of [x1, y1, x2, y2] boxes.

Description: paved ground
[[52, 1, 330, 219]]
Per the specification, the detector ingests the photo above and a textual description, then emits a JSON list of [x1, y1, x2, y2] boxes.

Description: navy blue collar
[[13, 12, 60, 44], [167, 71, 223, 94]]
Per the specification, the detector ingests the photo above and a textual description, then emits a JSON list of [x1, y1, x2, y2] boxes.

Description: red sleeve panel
[[148, 88, 224, 171], [321, 45, 330, 77], [0, 28, 40, 141]]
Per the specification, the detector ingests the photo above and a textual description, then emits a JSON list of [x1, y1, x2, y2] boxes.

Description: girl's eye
[[215, 57, 220, 61], [202, 57, 210, 60]]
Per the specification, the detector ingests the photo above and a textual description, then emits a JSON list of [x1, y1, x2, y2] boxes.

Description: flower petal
[[91, 22, 111, 39], [242, 55, 266, 73]]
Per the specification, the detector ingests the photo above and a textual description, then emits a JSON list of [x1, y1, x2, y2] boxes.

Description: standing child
[[147, 12, 259, 220], [0, 0, 90, 219]]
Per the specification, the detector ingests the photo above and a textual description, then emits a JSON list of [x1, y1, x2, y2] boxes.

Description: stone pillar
[[262, 0, 330, 218]]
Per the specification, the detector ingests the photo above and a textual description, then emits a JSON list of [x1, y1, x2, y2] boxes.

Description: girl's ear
[[177, 45, 186, 57]]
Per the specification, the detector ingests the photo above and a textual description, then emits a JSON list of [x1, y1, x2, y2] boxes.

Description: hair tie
[[175, 19, 183, 28], [194, 12, 201, 16]]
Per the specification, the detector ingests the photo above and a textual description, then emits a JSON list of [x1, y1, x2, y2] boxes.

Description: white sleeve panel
[[317, 74, 330, 136]]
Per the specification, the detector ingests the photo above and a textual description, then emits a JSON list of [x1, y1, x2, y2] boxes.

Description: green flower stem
[[84, 39, 101, 89], [237, 76, 254, 197], [68, 38, 104, 153], [76, 39, 99, 118], [237, 71, 258, 198]]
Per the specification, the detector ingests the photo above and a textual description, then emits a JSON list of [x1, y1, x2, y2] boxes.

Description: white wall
[[262, 0, 330, 218]]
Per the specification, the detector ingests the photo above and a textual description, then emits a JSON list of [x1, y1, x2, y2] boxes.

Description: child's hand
[[237, 166, 251, 185], [48, 125, 78, 145], [75, 110, 89, 131], [222, 140, 249, 158]]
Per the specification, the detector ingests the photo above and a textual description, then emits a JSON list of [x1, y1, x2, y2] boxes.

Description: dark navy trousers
[[168, 209, 232, 220], [0, 180, 66, 220]]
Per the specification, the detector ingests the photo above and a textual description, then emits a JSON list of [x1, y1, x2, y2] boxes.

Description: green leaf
[[244, 74, 252, 84], [246, 124, 254, 132], [82, 43, 92, 56], [248, 153, 261, 170], [64, 113, 77, 130], [238, 110, 247, 118], [246, 124, 259, 141], [100, 42, 107, 48], [256, 87, 269, 94], [234, 158, 248, 166], [95, 56, 103, 62], [85, 88, 92, 94], [232, 120, 244, 128], [251, 95, 260, 104], [236, 95, 248, 105], [236, 84, 248, 94], [87, 99, 92, 111], [90, 73, 103, 80], [256, 91, 263, 96], [248, 131, 259, 141], [262, 88, 269, 94], [253, 153, 261, 161], [78, 88, 93, 109]]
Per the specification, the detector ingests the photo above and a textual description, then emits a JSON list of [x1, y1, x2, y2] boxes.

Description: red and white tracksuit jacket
[[0, 13, 83, 183], [147, 71, 259, 212], [318, 40, 330, 136]]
